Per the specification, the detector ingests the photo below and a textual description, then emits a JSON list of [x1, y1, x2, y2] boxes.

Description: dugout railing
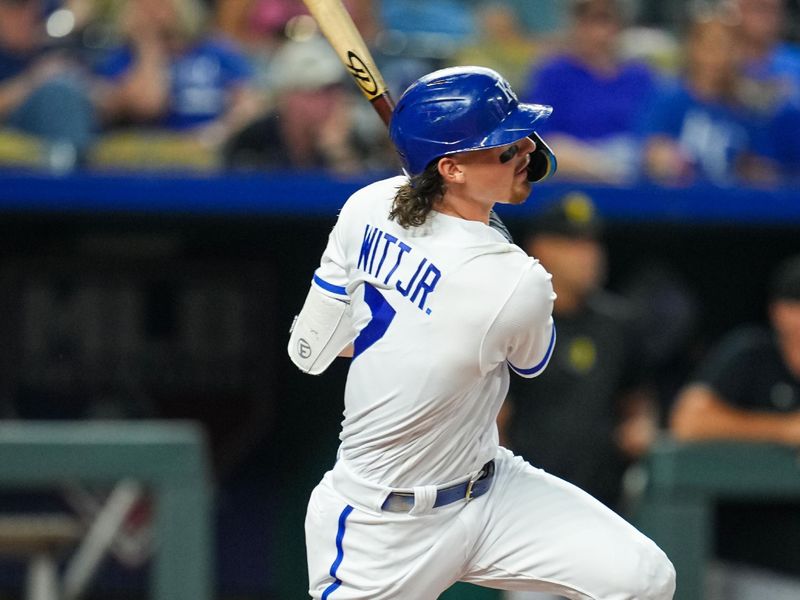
[[630, 438, 800, 600], [0, 421, 213, 600]]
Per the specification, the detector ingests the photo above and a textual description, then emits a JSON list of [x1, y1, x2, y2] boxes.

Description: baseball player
[[288, 66, 675, 600]]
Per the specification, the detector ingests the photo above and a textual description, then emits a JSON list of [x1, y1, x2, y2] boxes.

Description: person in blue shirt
[[0, 0, 95, 169], [93, 0, 263, 159], [640, 11, 776, 186], [765, 102, 800, 182], [521, 0, 656, 184], [735, 0, 800, 106], [733, 0, 800, 183]]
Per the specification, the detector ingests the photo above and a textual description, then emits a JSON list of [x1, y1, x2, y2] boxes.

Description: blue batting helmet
[[389, 66, 554, 176]]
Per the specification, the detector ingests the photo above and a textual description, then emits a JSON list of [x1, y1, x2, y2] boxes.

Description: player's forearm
[[670, 384, 800, 445]]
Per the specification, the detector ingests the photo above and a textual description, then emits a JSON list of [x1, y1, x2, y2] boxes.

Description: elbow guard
[[527, 133, 557, 183], [288, 285, 356, 375]]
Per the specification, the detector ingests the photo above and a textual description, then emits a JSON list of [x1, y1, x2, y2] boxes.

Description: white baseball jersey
[[312, 175, 556, 488], [302, 176, 676, 600]]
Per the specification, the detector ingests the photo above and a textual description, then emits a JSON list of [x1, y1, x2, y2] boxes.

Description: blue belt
[[381, 460, 495, 513]]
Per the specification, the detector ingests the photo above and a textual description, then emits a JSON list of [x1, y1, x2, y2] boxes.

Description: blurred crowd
[[0, 0, 798, 185]]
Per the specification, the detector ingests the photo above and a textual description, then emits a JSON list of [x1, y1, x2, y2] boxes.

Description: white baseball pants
[[305, 447, 675, 599]]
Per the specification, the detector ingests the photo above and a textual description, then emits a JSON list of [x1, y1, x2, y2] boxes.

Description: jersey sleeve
[[312, 204, 355, 301], [287, 196, 359, 373], [482, 260, 557, 378]]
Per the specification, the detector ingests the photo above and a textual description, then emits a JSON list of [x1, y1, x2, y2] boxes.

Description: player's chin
[[506, 180, 532, 205]]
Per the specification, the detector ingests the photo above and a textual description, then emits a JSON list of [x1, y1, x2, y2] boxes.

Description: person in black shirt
[[671, 253, 800, 596], [501, 192, 658, 512]]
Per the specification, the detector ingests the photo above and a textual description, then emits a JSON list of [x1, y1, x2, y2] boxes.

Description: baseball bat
[[300, 0, 395, 127], [301, 0, 516, 243]]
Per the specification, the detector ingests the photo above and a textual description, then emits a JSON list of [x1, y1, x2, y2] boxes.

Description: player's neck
[[435, 193, 492, 224]]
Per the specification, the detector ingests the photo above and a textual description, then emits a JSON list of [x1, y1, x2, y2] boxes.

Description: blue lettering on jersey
[[410, 263, 441, 312], [357, 224, 381, 271], [358, 224, 441, 314], [383, 239, 409, 285]]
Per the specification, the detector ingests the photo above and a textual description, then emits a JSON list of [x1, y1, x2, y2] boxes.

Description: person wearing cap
[[671, 254, 800, 596], [288, 65, 674, 599], [500, 192, 657, 523], [223, 34, 388, 173]]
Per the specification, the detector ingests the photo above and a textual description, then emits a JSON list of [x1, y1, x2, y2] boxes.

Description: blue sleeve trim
[[352, 284, 396, 359], [507, 324, 557, 376], [313, 274, 348, 296], [321, 504, 354, 599]]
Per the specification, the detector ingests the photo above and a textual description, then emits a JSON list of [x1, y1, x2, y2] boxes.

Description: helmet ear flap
[[526, 133, 558, 183]]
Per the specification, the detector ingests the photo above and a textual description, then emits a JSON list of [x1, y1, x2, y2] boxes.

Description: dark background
[[0, 172, 798, 598]]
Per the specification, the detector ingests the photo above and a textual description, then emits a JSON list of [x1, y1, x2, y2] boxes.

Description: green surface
[[0, 421, 213, 600], [631, 439, 800, 600]]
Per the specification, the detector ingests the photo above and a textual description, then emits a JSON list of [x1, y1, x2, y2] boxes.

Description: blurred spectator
[[671, 253, 800, 597], [361, 0, 450, 99], [0, 0, 95, 170], [500, 192, 658, 516], [732, 0, 800, 183], [463, 0, 569, 36], [617, 24, 682, 73], [214, 0, 305, 96], [91, 0, 263, 170], [450, 1, 544, 91], [734, 0, 800, 107], [379, 0, 475, 61], [224, 34, 392, 173], [764, 101, 800, 182], [520, 0, 657, 184], [640, 10, 777, 186], [616, 259, 700, 428]]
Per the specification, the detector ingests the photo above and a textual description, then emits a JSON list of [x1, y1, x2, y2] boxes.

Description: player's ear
[[438, 156, 465, 183]]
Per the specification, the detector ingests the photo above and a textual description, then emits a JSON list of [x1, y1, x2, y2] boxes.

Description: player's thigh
[[463, 450, 675, 599], [305, 474, 469, 600]]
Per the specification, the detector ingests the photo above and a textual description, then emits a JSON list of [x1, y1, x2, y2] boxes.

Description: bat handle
[[370, 93, 396, 128]]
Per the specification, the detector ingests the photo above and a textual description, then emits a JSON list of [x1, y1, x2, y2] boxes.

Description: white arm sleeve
[[288, 195, 356, 374], [288, 284, 357, 375]]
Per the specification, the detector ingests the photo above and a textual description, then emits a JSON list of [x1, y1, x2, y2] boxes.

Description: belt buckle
[[465, 461, 492, 503], [465, 473, 480, 503], [464, 479, 475, 502]]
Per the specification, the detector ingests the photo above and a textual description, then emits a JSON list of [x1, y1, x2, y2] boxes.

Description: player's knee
[[622, 540, 676, 600]]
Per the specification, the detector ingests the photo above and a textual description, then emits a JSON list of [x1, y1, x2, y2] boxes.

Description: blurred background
[[0, 0, 799, 598]]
